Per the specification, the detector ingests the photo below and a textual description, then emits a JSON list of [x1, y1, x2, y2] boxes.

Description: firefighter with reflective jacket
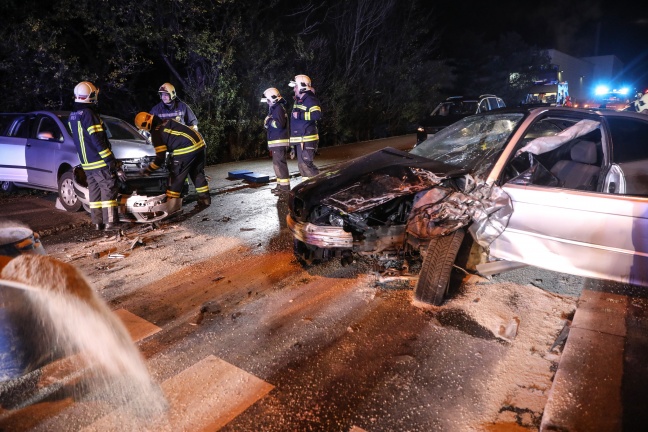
[[289, 74, 321, 179], [150, 83, 199, 130], [134, 112, 211, 211], [262, 87, 291, 195], [68, 81, 125, 232]]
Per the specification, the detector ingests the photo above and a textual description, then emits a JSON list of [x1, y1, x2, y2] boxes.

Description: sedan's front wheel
[[57, 171, 82, 212], [414, 228, 465, 306]]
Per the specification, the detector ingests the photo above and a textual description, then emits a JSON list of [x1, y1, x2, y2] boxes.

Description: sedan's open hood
[[293, 147, 468, 214], [110, 139, 156, 159]]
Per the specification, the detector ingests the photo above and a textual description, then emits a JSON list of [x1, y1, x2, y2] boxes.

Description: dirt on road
[[0, 188, 582, 431]]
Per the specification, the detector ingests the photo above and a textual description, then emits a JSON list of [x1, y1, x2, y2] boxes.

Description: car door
[[489, 112, 648, 287], [23, 114, 68, 189], [0, 114, 32, 183]]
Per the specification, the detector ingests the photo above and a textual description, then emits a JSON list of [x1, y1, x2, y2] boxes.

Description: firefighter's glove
[[116, 170, 127, 183], [289, 147, 296, 160]]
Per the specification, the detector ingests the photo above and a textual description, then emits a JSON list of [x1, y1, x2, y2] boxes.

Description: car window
[[411, 113, 524, 177], [478, 99, 490, 112], [463, 101, 478, 114], [0, 114, 18, 136], [36, 116, 63, 141], [505, 117, 603, 191], [11, 116, 32, 138], [607, 116, 648, 196], [497, 98, 506, 108]]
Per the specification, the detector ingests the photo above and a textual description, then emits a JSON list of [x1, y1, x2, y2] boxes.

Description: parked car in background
[[288, 107, 648, 305], [0, 111, 169, 211], [417, 94, 506, 142]]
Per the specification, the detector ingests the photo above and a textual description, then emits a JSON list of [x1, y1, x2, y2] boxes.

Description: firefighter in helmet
[[134, 112, 211, 210], [68, 81, 126, 232], [262, 87, 291, 195], [289, 74, 321, 180], [149, 83, 199, 131]]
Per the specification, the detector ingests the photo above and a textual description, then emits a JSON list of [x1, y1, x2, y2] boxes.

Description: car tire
[[1, 181, 17, 194], [57, 171, 82, 212], [414, 228, 466, 306]]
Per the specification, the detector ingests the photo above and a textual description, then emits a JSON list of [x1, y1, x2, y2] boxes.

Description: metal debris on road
[[129, 237, 144, 250], [108, 253, 125, 259]]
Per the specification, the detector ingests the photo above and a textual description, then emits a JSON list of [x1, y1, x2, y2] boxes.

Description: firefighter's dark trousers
[[87, 167, 119, 225], [294, 140, 319, 179], [270, 146, 290, 191], [166, 148, 209, 200]]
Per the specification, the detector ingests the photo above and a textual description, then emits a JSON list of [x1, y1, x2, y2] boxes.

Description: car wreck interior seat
[[550, 140, 600, 190]]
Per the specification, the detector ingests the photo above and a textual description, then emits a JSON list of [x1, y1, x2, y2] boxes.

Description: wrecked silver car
[[288, 107, 648, 305]]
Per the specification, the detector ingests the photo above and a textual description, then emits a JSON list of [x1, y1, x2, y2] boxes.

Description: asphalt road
[[0, 134, 646, 431]]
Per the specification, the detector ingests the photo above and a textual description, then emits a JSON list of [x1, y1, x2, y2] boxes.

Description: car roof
[[27, 110, 122, 121]]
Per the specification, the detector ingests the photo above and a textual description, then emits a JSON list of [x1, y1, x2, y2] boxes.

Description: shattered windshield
[[410, 113, 525, 176]]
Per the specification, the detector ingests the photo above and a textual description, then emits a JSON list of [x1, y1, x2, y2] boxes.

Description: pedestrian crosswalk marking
[[83, 355, 274, 431], [113, 308, 162, 342]]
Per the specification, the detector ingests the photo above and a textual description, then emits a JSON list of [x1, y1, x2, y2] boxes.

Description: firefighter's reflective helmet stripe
[[135, 112, 154, 131], [290, 134, 319, 143], [158, 83, 177, 100], [74, 81, 99, 103]]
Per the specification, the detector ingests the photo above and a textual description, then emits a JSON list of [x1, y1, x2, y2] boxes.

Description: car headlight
[[329, 214, 344, 227]]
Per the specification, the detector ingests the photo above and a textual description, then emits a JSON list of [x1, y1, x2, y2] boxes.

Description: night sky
[[431, 0, 648, 90]]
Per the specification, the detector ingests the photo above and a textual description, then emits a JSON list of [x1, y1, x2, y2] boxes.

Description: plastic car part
[[414, 228, 465, 306]]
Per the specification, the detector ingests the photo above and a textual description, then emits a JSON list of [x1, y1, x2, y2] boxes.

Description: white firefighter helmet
[[135, 112, 154, 131], [158, 82, 177, 100], [261, 87, 282, 104], [288, 74, 312, 93], [74, 81, 99, 104]]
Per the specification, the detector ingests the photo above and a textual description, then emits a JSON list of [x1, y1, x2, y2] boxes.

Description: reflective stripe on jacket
[[68, 104, 115, 170], [147, 119, 205, 172], [150, 99, 198, 127], [266, 99, 290, 148], [291, 90, 322, 141]]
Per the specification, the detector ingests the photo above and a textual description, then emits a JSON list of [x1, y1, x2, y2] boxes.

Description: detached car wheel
[[57, 171, 82, 212], [414, 228, 466, 306], [1, 181, 16, 194]]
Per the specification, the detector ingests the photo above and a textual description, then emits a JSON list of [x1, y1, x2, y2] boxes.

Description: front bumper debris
[[287, 214, 353, 248]]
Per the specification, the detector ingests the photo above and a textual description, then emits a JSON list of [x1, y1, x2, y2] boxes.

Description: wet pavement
[[1, 133, 647, 431]]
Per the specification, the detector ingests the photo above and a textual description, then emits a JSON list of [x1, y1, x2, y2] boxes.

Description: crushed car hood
[[110, 139, 156, 159], [292, 147, 468, 214]]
